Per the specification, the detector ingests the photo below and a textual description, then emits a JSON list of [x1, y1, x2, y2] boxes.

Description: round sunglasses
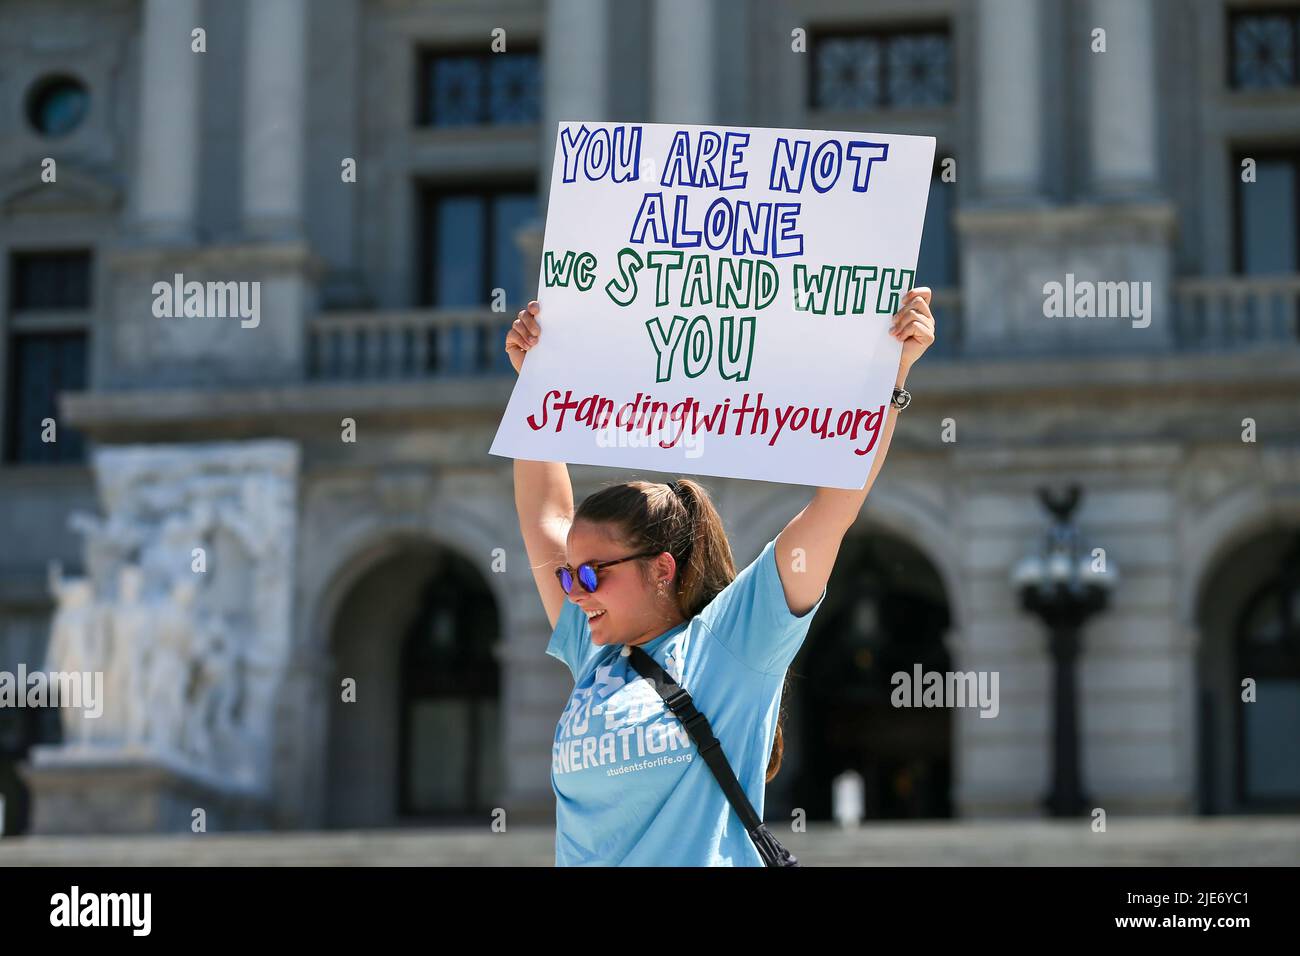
[[555, 550, 661, 594]]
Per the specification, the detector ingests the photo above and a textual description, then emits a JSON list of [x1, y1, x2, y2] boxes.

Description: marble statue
[[42, 441, 298, 794], [45, 562, 108, 746]]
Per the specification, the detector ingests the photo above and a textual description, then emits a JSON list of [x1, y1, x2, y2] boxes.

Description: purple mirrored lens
[[578, 564, 599, 592], [558, 567, 574, 592]]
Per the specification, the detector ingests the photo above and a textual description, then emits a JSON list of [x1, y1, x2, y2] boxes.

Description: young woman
[[506, 289, 936, 865]]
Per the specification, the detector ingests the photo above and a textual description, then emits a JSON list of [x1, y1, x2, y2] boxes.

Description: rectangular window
[[5, 332, 88, 463], [421, 187, 538, 308], [418, 187, 538, 375], [810, 25, 952, 111], [433, 195, 487, 305], [917, 164, 957, 289], [1235, 150, 1300, 275], [1230, 8, 1300, 90], [10, 251, 91, 309], [417, 48, 541, 127], [5, 251, 92, 464], [915, 163, 960, 356]]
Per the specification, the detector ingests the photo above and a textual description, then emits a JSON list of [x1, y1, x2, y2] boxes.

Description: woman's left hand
[[889, 287, 936, 370]]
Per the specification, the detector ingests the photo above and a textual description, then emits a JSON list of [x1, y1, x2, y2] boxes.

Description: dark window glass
[[420, 50, 541, 126], [435, 196, 487, 306], [1236, 538, 1300, 806], [423, 189, 537, 308], [430, 55, 483, 126], [886, 33, 950, 108], [815, 37, 883, 111], [917, 168, 959, 355], [5, 332, 88, 464], [489, 55, 542, 124], [492, 193, 539, 307], [1231, 11, 1299, 89], [399, 565, 501, 818], [812, 27, 951, 110], [26, 75, 89, 138], [917, 169, 955, 289], [420, 188, 537, 375], [1236, 153, 1299, 275], [11, 251, 91, 310]]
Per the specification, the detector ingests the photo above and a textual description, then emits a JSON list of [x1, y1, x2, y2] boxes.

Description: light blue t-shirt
[[545, 535, 827, 866]]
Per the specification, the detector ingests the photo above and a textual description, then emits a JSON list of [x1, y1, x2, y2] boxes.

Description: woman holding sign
[[507, 290, 935, 866]]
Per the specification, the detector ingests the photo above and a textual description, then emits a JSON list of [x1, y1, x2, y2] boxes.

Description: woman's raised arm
[[773, 287, 936, 616], [514, 458, 575, 630], [508, 301, 576, 630]]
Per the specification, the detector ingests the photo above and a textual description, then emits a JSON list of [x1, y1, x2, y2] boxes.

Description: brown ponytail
[[573, 477, 792, 782]]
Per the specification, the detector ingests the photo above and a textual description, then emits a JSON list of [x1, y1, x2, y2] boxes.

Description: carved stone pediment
[[0, 162, 122, 216]]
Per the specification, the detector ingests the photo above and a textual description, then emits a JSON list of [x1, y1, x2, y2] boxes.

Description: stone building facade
[[0, 0, 1297, 835]]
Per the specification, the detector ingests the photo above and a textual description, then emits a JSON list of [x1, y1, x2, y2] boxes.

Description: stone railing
[[308, 309, 514, 380], [1173, 274, 1300, 351], [309, 292, 966, 380], [307, 278, 1300, 380]]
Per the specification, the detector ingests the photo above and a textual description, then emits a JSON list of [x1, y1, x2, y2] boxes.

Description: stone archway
[[320, 538, 502, 828], [732, 484, 963, 823], [1195, 525, 1300, 815], [780, 528, 955, 821], [278, 480, 523, 831]]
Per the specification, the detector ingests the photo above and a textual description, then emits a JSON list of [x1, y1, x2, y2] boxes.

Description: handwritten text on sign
[[489, 121, 935, 489]]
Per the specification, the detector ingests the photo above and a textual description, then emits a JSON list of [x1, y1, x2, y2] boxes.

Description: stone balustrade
[[1172, 274, 1300, 351], [308, 309, 515, 380], [303, 275, 1300, 384]]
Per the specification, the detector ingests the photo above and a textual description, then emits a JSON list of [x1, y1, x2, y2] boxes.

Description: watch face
[[893, 389, 910, 410]]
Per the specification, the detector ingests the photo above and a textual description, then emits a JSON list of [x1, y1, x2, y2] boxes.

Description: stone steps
[[1, 817, 1297, 866]]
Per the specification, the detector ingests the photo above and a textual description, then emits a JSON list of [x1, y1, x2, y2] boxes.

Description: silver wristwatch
[[891, 386, 911, 410]]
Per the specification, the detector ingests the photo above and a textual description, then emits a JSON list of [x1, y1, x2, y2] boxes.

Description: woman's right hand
[[505, 300, 542, 375]]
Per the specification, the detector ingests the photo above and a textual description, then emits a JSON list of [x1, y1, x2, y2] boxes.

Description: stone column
[[976, 0, 1042, 200], [1088, 0, 1158, 197], [651, 0, 715, 124], [134, 0, 201, 242], [959, 0, 1174, 355], [242, 0, 308, 240], [520, 0, 612, 302], [538, 0, 610, 206]]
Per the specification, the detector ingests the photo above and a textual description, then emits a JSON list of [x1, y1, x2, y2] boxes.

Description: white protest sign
[[489, 121, 935, 489]]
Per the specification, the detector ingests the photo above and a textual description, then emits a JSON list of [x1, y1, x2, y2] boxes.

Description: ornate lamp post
[[1011, 485, 1119, 817]]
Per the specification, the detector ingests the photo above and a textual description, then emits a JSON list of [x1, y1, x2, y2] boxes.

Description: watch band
[[891, 386, 911, 410]]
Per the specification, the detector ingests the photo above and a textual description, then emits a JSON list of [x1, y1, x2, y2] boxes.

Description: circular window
[[26, 75, 89, 138]]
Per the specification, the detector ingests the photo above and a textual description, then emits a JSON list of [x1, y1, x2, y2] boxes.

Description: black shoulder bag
[[627, 645, 799, 867]]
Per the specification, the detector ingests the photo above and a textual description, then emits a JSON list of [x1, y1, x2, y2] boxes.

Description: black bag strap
[[627, 645, 798, 866]]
